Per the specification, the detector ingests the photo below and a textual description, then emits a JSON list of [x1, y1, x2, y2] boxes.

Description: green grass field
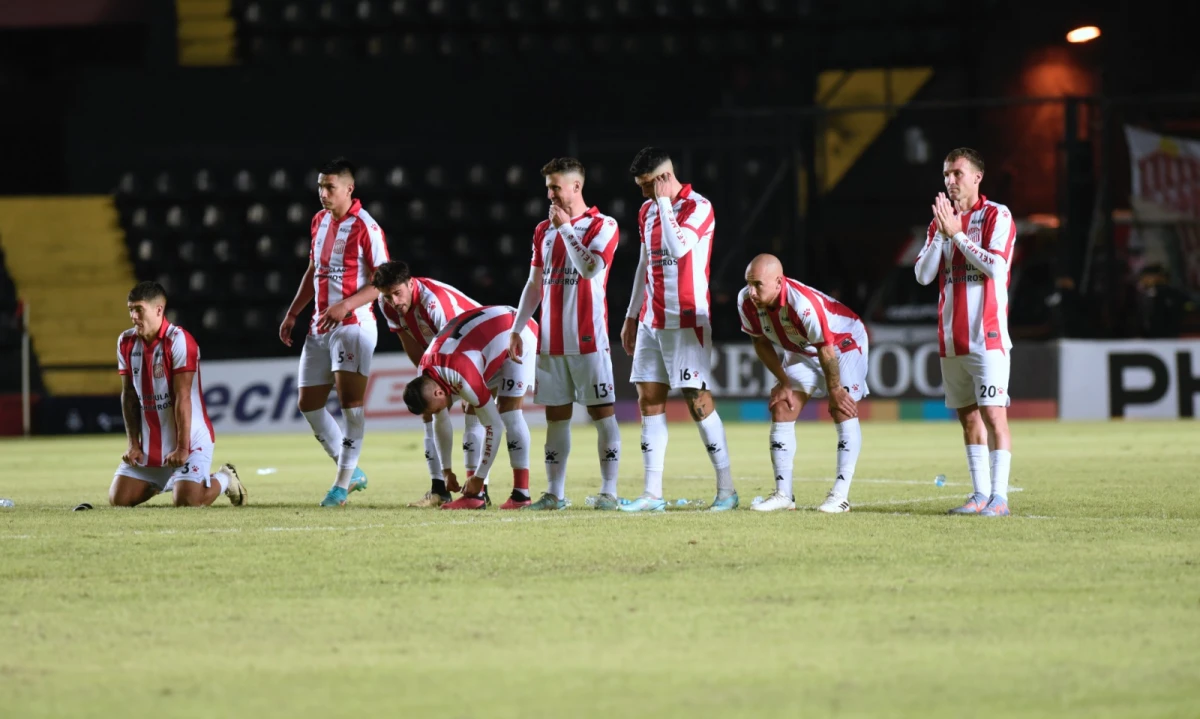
[[2, 420, 1198, 718]]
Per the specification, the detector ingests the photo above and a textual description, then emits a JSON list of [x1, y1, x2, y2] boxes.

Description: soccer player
[[279, 158, 390, 507], [915, 148, 1017, 517], [620, 147, 736, 512], [402, 306, 538, 510], [110, 281, 245, 508], [510, 157, 622, 511], [372, 260, 484, 508], [738, 255, 869, 513]]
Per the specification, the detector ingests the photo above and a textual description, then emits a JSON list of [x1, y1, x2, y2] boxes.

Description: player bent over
[[915, 148, 1016, 516], [110, 281, 245, 508], [739, 255, 868, 513], [510, 157, 622, 511], [402, 306, 538, 510], [373, 260, 485, 507], [280, 158, 389, 507]]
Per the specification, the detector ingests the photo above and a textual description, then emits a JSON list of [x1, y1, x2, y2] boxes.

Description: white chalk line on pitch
[[674, 475, 1025, 492]]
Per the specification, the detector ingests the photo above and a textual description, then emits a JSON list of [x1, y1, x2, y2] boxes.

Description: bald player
[[737, 255, 870, 513]]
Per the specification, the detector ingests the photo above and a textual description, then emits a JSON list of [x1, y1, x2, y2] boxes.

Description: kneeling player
[[110, 282, 246, 508], [738, 255, 868, 513], [373, 261, 484, 507], [402, 306, 538, 510]]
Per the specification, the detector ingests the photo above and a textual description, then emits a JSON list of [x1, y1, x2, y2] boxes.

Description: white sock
[[769, 421, 796, 498], [423, 419, 442, 481], [640, 413, 667, 498], [335, 406, 365, 489], [211, 468, 231, 494], [500, 410, 531, 497], [966, 444, 990, 497], [463, 414, 484, 476], [433, 407, 453, 474], [302, 409, 344, 464], [990, 449, 1012, 500], [832, 418, 861, 498], [594, 415, 621, 496], [696, 411, 734, 495], [544, 419, 570, 499]]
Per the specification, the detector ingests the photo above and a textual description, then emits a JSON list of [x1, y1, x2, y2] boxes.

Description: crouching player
[[401, 306, 538, 510], [110, 281, 245, 507]]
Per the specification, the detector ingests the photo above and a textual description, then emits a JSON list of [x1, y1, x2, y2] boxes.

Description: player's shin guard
[[696, 411, 734, 495], [334, 406, 365, 489], [990, 449, 1012, 500], [544, 420, 570, 499], [769, 421, 796, 498], [832, 418, 861, 498], [423, 419, 443, 484], [463, 413, 484, 476], [640, 413, 667, 498], [966, 444, 990, 497], [500, 410, 531, 497], [594, 415, 621, 496], [302, 409, 345, 464]]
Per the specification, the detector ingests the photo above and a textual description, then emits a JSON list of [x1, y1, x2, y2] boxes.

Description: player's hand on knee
[[164, 446, 190, 468], [123, 445, 146, 466], [621, 318, 637, 356], [829, 388, 858, 419], [507, 332, 524, 363], [443, 470, 461, 493], [768, 382, 796, 413]]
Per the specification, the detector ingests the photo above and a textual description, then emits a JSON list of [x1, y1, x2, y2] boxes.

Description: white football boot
[[816, 491, 850, 513], [751, 491, 796, 512]]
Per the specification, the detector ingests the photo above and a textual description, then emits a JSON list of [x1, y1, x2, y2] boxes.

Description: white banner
[[1125, 126, 1200, 292], [1058, 339, 1200, 419], [201, 352, 550, 434]]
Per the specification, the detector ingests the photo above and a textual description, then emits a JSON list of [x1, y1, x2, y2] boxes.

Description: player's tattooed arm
[[120, 374, 144, 465], [818, 345, 857, 419]]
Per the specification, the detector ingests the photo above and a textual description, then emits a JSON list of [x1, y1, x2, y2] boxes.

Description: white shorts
[[784, 340, 870, 401], [298, 323, 378, 387], [535, 352, 616, 406], [113, 441, 214, 491], [631, 323, 713, 391], [489, 329, 536, 398], [941, 350, 1011, 409]]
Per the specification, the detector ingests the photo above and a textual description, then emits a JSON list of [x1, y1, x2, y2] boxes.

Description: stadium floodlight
[[1066, 26, 1100, 43]]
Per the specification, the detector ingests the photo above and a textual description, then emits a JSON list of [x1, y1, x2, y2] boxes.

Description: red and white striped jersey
[[117, 322, 215, 467], [378, 277, 480, 350], [636, 184, 715, 329], [530, 207, 619, 355], [309, 198, 389, 335], [738, 278, 866, 357], [418, 305, 538, 408], [916, 196, 1016, 357]]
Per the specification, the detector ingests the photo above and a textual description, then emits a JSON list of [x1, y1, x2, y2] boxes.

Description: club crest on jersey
[[152, 361, 165, 379], [332, 239, 346, 255], [968, 227, 982, 243]]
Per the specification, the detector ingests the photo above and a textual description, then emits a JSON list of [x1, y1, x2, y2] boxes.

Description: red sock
[[513, 468, 529, 492]]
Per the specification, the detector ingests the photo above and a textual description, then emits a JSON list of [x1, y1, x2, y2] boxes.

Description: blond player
[[280, 158, 390, 507], [915, 148, 1017, 517], [402, 306, 539, 510], [738, 255, 869, 513], [111, 281, 245, 508], [620, 147, 736, 512], [510, 157, 622, 510], [372, 260, 484, 507]]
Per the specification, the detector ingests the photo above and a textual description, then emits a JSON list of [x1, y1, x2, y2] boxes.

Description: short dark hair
[[629, 146, 671, 176], [372, 261, 412, 290], [318, 157, 356, 179], [945, 148, 985, 173], [403, 375, 432, 415], [128, 281, 167, 304], [541, 157, 586, 179]]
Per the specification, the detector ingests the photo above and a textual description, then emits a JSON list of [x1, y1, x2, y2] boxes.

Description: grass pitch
[[1, 420, 1198, 718]]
